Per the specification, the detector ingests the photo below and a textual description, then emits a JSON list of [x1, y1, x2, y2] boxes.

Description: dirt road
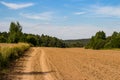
[[9, 47, 120, 80]]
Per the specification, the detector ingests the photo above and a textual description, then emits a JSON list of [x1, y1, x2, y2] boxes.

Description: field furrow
[[8, 47, 120, 80]]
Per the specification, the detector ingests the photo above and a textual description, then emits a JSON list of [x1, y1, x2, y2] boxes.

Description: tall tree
[[8, 22, 22, 43]]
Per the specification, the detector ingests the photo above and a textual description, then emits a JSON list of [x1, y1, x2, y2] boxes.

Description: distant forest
[[0, 22, 89, 48], [64, 39, 90, 47]]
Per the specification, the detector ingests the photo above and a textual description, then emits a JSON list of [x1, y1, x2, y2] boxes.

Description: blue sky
[[0, 0, 120, 39]]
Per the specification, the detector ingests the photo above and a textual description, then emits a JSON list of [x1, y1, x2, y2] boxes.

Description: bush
[[93, 39, 106, 49]]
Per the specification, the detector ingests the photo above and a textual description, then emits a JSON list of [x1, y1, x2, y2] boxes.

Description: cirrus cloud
[[20, 12, 54, 20], [0, 1, 34, 10], [74, 12, 86, 15], [89, 5, 120, 17]]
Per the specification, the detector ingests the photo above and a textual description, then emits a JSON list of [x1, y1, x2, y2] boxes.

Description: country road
[[9, 47, 120, 80]]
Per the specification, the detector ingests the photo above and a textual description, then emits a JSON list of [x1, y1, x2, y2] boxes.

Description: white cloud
[[20, 12, 54, 20], [92, 6, 120, 17], [1, 1, 34, 10], [74, 12, 86, 15], [0, 21, 120, 39], [22, 23, 119, 39], [0, 21, 10, 32]]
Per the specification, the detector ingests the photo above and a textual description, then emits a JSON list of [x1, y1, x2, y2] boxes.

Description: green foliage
[[0, 32, 8, 43], [104, 32, 120, 49], [92, 39, 106, 49], [40, 34, 65, 47], [86, 31, 120, 49], [95, 31, 106, 39], [64, 39, 90, 48], [85, 31, 106, 49], [0, 22, 66, 48], [26, 35, 37, 46], [8, 22, 22, 43], [0, 36, 6, 43]]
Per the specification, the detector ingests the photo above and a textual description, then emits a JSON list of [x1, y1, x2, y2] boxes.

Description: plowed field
[[9, 47, 120, 80]]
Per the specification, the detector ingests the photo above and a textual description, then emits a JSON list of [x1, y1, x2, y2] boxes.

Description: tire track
[[40, 49, 54, 80], [10, 47, 120, 80], [22, 48, 41, 80]]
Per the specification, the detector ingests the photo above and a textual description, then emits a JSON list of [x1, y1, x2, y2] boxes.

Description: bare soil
[[8, 47, 120, 80]]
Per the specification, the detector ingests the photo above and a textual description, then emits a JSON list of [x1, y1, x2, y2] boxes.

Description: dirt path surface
[[9, 47, 120, 80]]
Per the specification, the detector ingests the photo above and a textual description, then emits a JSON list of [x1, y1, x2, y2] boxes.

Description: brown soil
[[8, 47, 120, 80]]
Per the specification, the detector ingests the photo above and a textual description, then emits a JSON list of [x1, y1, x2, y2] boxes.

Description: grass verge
[[0, 43, 30, 71]]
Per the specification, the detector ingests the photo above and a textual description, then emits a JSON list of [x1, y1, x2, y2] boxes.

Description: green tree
[[0, 32, 8, 43], [26, 35, 37, 46], [104, 32, 120, 48], [0, 36, 6, 43], [85, 31, 106, 49], [95, 31, 106, 40], [8, 22, 22, 43]]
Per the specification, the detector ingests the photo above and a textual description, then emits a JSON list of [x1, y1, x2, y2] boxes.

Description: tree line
[[0, 22, 66, 48], [2, 22, 119, 49], [85, 31, 120, 49]]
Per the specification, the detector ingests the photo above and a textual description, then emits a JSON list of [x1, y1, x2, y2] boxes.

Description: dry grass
[[0, 43, 30, 70], [0, 43, 17, 47]]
